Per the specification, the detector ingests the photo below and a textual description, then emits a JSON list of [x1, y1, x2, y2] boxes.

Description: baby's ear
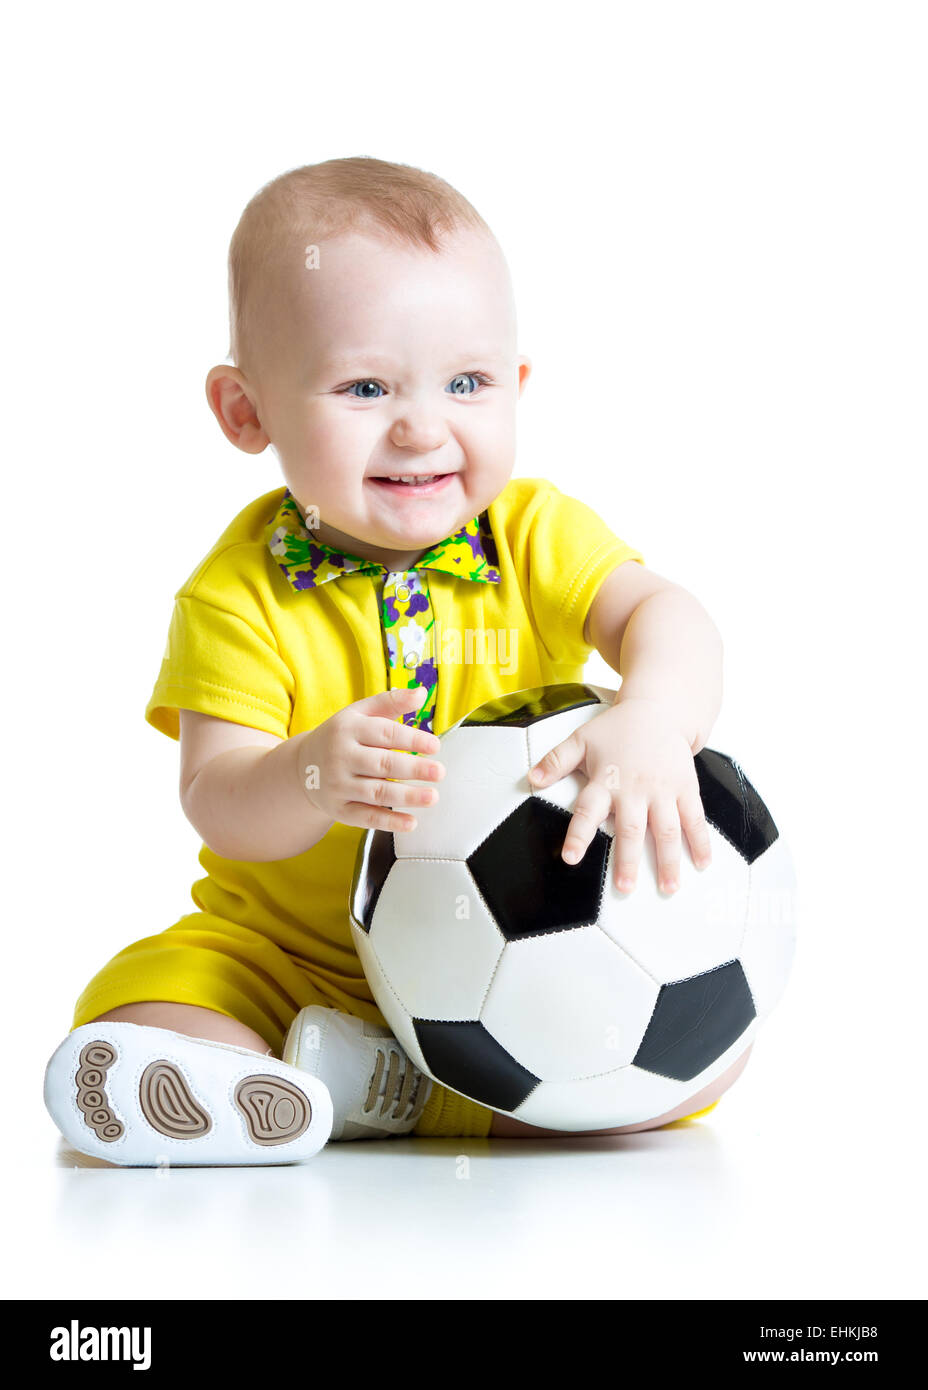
[[517, 357, 532, 395], [204, 365, 270, 454]]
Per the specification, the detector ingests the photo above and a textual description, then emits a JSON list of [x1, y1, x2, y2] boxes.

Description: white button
[[404, 653, 418, 668], [396, 584, 410, 600]]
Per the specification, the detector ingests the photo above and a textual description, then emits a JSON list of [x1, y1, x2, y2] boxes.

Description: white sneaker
[[282, 1007, 433, 1141], [44, 1022, 334, 1167]]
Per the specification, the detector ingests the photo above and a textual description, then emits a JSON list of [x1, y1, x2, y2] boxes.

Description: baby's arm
[[180, 710, 331, 861], [179, 684, 443, 862]]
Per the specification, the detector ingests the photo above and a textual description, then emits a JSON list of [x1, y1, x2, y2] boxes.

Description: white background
[[2, 0, 925, 1302]]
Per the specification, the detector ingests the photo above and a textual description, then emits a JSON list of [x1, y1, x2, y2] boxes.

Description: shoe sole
[[46, 1023, 333, 1166]]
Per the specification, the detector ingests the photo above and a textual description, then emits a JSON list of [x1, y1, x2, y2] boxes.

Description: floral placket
[[267, 489, 501, 736]]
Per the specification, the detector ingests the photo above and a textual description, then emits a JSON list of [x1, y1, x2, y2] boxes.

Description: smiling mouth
[[369, 473, 456, 491]]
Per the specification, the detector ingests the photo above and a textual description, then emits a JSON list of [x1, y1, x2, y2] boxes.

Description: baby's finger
[[649, 800, 682, 894], [678, 787, 712, 870], [352, 772, 439, 816], [355, 742, 445, 787], [357, 711, 441, 759], [613, 796, 649, 892], [341, 799, 423, 834], [561, 781, 612, 866]]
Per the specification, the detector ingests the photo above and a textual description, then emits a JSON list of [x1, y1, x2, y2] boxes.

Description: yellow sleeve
[[527, 484, 645, 666], [145, 592, 294, 742]]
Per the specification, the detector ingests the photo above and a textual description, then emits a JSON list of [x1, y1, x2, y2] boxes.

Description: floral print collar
[[267, 489, 501, 592]]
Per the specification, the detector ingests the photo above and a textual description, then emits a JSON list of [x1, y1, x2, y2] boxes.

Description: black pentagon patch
[[633, 960, 756, 1082], [414, 1018, 539, 1112], [461, 682, 602, 729], [468, 797, 609, 941], [349, 828, 396, 934], [694, 748, 779, 864]]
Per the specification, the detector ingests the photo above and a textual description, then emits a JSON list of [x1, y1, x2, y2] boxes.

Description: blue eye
[[345, 380, 385, 399], [447, 373, 482, 396]]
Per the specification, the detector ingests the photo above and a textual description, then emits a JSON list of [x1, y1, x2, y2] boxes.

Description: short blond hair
[[227, 156, 494, 373]]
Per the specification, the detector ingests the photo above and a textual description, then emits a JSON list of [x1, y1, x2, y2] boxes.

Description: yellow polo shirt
[[77, 474, 644, 1137]]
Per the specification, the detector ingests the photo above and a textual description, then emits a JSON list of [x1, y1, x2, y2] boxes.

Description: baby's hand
[[299, 686, 445, 833], [527, 697, 712, 894]]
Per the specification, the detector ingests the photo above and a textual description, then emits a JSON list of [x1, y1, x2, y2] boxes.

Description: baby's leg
[[89, 1002, 272, 1056], [46, 916, 342, 1163], [488, 1045, 752, 1138]]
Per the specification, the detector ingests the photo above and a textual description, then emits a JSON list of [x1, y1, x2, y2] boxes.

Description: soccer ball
[[349, 682, 797, 1130]]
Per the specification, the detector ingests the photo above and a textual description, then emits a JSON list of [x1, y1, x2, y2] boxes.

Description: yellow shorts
[[71, 911, 719, 1138]]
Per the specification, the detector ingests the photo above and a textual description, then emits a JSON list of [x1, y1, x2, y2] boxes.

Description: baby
[[44, 156, 749, 1165]]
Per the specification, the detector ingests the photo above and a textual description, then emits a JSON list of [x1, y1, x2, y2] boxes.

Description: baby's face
[[241, 226, 530, 568]]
